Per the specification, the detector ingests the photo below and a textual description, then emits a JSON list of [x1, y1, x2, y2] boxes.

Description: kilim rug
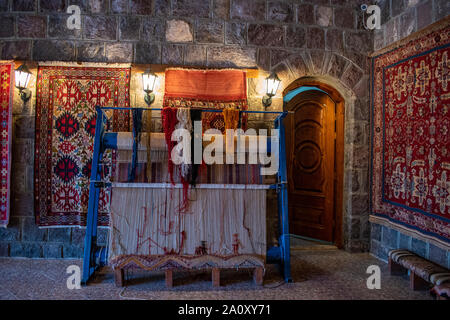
[[163, 68, 248, 133], [108, 186, 266, 270], [35, 66, 130, 227], [0, 62, 13, 227], [371, 19, 450, 246]]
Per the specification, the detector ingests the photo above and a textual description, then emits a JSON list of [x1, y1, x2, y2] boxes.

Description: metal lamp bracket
[[19, 88, 31, 103], [262, 94, 273, 108], [144, 91, 155, 105]]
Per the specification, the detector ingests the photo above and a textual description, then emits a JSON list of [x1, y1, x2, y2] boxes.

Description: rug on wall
[[0, 62, 13, 227], [371, 20, 450, 246], [163, 68, 248, 133], [35, 66, 130, 227]]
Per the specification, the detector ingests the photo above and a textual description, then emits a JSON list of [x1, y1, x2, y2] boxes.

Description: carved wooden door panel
[[285, 90, 336, 242]]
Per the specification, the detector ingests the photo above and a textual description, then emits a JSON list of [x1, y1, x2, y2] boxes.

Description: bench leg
[[253, 267, 264, 286], [388, 258, 407, 276], [212, 268, 220, 288], [410, 272, 429, 291], [165, 270, 173, 289], [114, 268, 125, 287]]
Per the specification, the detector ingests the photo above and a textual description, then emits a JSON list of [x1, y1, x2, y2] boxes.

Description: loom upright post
[[275, 112, 292, 283], [82, 106, 107, 285]]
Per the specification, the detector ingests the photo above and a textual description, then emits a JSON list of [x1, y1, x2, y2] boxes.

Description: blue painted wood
[[267, 246, 281, 263], [103, 133, 118, 150], [95, 246, 108, 266], [128, 109, 143, 182], [283, 86, 328, 103], [82, 106, 107, 284], [129, 130, 138, 182], [274, 112, 292, 283]]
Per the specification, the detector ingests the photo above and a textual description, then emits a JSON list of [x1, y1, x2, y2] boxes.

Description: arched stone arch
[[270, 51, 366, 100], [272, 62, 371, 252]]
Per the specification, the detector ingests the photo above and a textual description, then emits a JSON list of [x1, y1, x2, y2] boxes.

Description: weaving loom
[[81, 106, 292, 287]]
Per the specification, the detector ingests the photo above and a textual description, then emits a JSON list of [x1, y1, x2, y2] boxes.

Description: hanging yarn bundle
[[175, 108, 192, 211], [223, 107, 240, 130], [128, 108, 144, 182], [161, 107, 178, 185], [222, 107, 240, 155], [175, 108, 192, 181]]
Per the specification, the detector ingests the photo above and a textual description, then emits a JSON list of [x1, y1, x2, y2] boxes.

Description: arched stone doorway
[[283, 78, 346, 248]]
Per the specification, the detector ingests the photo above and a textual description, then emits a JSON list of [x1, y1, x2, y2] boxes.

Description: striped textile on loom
[[113, 149, 264, 185]]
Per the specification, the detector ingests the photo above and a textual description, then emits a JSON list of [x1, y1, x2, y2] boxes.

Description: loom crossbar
[[81, 106, 292, 284]]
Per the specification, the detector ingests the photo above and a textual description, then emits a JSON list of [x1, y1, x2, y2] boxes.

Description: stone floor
[[0, 247, 433, 300]]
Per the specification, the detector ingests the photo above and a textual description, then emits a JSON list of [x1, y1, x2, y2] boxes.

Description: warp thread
[[190, 109, 202, 186], [161, 107, 178, 185], [146, 109, 152, 182]]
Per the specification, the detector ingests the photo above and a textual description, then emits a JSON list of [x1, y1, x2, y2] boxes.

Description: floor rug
[[371, 20, 450, 246], [0, 62, 13, 227], [35, 66, 130, 227]]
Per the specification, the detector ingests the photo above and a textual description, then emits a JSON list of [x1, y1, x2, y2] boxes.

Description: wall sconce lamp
[[262, 72, 281, 108], [15, 64, 32, 103], [142, 69, 158, 105]]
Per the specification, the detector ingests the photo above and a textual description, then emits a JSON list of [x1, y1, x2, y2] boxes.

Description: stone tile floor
[[0, 249, 433, 300]]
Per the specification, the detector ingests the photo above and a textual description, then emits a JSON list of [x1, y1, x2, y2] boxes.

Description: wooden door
[[285, 90, 336, 242]]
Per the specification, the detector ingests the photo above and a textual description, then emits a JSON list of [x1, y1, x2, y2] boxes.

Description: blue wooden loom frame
[[82, 106, 292, 284]]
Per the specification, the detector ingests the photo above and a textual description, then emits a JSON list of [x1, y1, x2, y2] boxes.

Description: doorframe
[[283, 79, 345, 249]]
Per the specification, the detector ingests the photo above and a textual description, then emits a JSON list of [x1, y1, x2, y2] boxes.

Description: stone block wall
[[370, 223, 450, 269], [0, 0, 379, 258], [373, 0, 450, 51]]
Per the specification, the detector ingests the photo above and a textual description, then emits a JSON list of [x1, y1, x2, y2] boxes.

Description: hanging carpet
[[371, 19, 450, 246], [163, 68, 248, 133], [35, 66, 130, 227], [0, 62, 13, 227]]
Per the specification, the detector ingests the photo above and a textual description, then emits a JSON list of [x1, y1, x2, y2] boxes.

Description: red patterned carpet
[[34, 66, 130, 227], [371, 21, 450, 246], [0, 62, 13, 227]]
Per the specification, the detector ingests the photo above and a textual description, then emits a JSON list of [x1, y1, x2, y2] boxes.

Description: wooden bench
[[114, 267, 265, 289], [430, 283, 450, 300], [388, 249, 450, 291]]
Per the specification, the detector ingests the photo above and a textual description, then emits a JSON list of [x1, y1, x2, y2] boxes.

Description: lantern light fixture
[[142, 69, 158, 105], [14, 64, 32, 103], [262, 72, 281, 108]]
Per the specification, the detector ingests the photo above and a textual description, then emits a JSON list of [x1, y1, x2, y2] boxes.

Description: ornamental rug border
[[0, 62, 13, 227], [370, 22, 450, 245], [35, 66, 130, 227], [109, 254, 265, 271]]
